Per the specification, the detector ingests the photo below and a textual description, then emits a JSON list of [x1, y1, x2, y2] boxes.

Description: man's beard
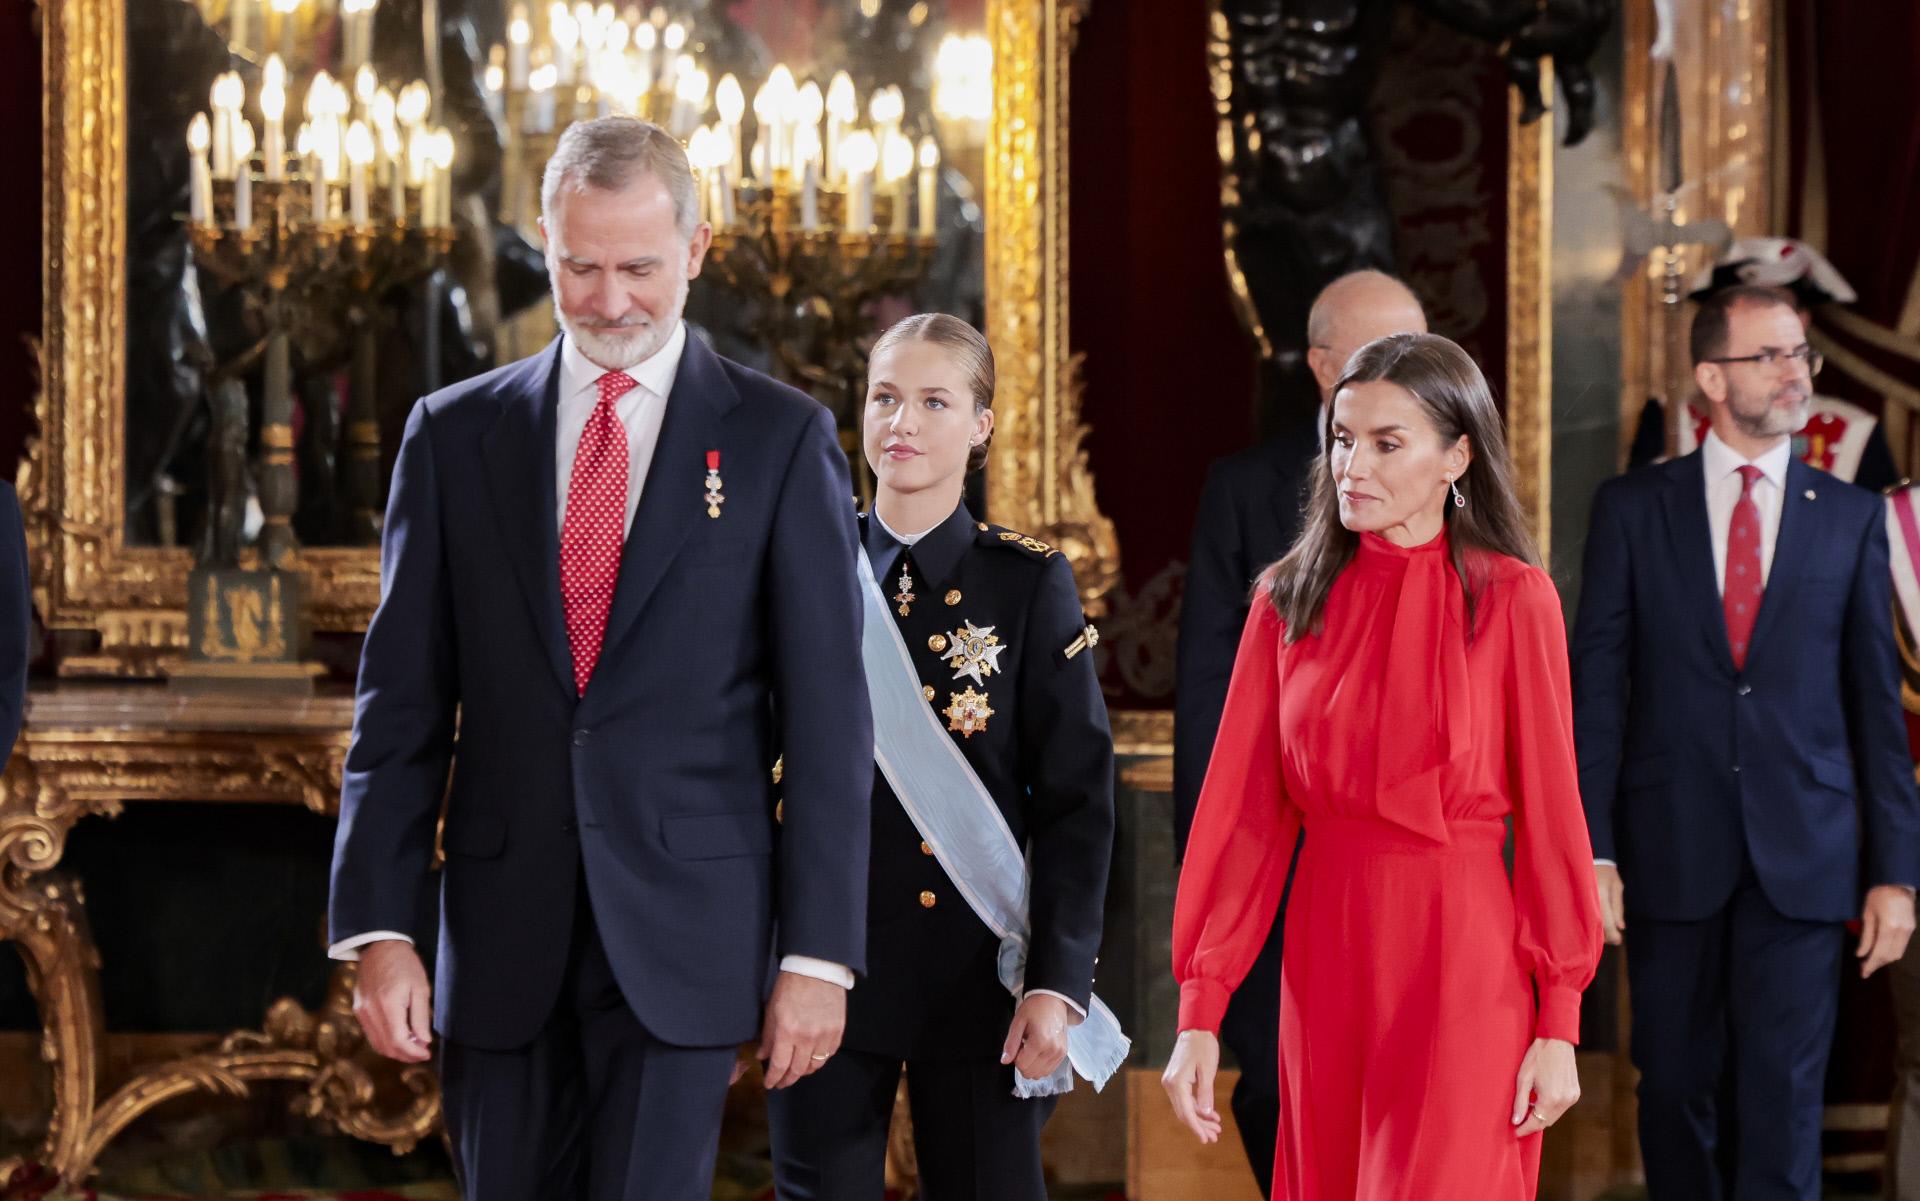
[[551, 271, 690, 371], [1727, 379, 1811, 440]]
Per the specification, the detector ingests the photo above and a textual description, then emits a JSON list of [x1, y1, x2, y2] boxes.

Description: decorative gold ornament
[[943, 687, 994, 738], [940, 620, 1006, 685]]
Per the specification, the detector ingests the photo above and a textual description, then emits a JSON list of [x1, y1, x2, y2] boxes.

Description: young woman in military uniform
[[765, 313, 1125, 1198]]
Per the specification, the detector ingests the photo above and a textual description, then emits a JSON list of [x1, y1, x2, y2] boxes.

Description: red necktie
[[1724, 464, 1764, 669], [560, 371, 635, 695]]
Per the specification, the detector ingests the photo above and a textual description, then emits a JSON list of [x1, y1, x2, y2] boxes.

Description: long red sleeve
[[1171, 596, 1301, 1034], [1503, 569, 1604, 1043]]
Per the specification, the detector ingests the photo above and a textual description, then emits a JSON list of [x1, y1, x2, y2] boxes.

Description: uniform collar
[[863, 501, 977, 586]]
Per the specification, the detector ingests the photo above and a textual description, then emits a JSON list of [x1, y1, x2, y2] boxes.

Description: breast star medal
[[939, 620, 1005, 685], [894, 560, 917, 617], [704, 450, 725, 518], [944, 686, 995, 738]]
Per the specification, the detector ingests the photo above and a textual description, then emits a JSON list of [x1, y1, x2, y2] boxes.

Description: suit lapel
[[1660, 452, 1737, 673], [1746, 456, 1816, 662], [592, 333, 741, 676], [481, 339, 576, 698]]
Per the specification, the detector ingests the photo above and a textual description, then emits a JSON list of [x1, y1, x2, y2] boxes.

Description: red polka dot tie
[[560, 371, 635, 696], [1724, 464, 1765, 669]]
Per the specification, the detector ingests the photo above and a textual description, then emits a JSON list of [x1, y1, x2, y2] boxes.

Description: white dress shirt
[[332, 324, 852, 990], [1596, 431, 1794, 871], [872, 511, 1086, 1019], [1702, 430, 1792, 596], [553, 322, 684, 537]]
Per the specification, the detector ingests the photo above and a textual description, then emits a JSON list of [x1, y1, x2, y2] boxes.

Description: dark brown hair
[[1259, 332, 1540, 641], [1689, 284, 1798, 365], [869, 314, 996, 472]]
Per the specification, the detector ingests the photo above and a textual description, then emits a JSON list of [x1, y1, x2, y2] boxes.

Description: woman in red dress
[[1162, 333, 1604, 1199]]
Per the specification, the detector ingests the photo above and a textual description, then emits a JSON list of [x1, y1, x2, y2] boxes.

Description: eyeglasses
[[1705, 347, 1824, 377]]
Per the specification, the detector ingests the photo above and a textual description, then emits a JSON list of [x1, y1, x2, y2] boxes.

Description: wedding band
[[810, 1053, 830, 1061]]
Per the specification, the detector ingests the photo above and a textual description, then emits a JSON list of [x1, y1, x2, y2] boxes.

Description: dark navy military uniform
[[767, 501, 1115, 1200]]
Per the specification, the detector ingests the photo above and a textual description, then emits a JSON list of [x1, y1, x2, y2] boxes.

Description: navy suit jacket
[[328, 334, 873, 1051], [1171, 411, 1319, 860], [1571, 451, 1920, 923]]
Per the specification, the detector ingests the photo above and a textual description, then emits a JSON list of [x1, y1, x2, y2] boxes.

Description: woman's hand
[[1512, 1036, 1579, 1137], [1002, 993, 1074, 1079], [1161, 1029, 1224, 1143]]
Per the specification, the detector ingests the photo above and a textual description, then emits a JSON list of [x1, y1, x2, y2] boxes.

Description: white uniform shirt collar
[[874, 510, 940, 548]]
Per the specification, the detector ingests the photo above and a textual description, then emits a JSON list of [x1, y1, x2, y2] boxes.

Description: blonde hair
[[870, 314, 996, 472]]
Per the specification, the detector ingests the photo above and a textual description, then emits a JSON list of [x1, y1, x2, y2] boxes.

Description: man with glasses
[[1571, 283, 1920, 1200], [1628, 237, 1899, 491]]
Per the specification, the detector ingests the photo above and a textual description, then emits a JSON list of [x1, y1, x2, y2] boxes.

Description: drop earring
[[1448, 477, 1465, 508]]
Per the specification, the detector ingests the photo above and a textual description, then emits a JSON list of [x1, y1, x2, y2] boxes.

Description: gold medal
[[943, 686, 995, 738]]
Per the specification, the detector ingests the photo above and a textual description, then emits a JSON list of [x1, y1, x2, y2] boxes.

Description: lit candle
[[764, 64, 796, 175], [261, 55, 288, 181], [381, 123, 404, 212], [529, 63, 557, 132], [750, 79, 775, 182], [841, 130, 876, 233], [346, 120, 373, 225], [882, 129, 914, 233], [671, 65, 707, 138], [355, 64, 378, 116], [661, 21, 685, 92], [552, 6, 579, 85], [917, 135, 939, 237], [799, 134, 820, 232], [796, 78, 823, 184], [186, 113, 213, 224], [715, 74, 744, 182], [824, 71, 854, 185], [870, 85, 904, 158], [299, 124, 325, 222], [633, 22, 657, 97], [211, 73, 242, 177], [434, 128, 456, 227], [689, 126, 713, 222], [233, 118, 255, 231], [508, 5, 530, 88]]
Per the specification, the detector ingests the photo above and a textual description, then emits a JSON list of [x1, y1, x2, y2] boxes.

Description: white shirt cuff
[[780, 954, 854, 989], [1026, 988, 1088, 1019], [328, 931, 414, 961], [1593, 859, 1617, 868]]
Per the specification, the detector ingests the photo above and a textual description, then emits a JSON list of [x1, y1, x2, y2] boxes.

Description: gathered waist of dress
[[1302, 814, 1508, 857]]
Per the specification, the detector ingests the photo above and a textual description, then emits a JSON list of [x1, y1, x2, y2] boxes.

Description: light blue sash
[[856, 550, 1130, 1097]]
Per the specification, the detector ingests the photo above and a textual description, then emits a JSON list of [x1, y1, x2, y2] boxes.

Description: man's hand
[[1858, 885, 1917, 978], [352, 940, 433, 1063], [1001, 993, 1074, 1080], [1595, 864, 1626, 946], [758, 971, 845, 1089]]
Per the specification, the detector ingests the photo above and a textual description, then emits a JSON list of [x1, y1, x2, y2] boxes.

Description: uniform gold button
[[923, 685, 936, 701], [920, 841, 934, 856], [775, 800, 784, 824], [977, 522, 989, 531], [919, 890, 937, 908], [945, 590, 963, 606], [928, 634, 948, 653]]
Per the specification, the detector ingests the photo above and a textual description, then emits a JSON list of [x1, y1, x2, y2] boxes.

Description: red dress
[[1173, 530, 1603, 1200]]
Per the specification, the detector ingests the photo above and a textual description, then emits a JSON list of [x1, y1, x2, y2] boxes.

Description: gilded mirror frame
[[35, 0, 1116, 675]]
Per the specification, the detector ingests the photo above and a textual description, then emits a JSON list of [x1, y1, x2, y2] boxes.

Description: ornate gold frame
[[35, 0, 1118, 671]]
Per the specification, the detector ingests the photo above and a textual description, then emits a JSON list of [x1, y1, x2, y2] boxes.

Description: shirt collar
[[1702, 428, 1792, 490], [862, 502, 976, 586], [559, 319, 689, 405]]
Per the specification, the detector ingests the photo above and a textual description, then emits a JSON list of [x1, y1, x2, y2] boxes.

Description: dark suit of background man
[[0, 482, 27, 764], [1572, 284, 1920, 1201], [1171, 270, 1425, 1198], [327, 118, 873, 1201]]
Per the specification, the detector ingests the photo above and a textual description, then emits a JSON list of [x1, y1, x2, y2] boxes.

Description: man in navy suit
[[1572, 284, 1920, 1201], [1172, 270, 1423, 1197], [327, 118, 872, 1201]]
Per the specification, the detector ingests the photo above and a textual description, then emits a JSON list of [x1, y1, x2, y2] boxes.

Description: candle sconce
[[182, 169, 453, 689], [705, 183, 936, 504]]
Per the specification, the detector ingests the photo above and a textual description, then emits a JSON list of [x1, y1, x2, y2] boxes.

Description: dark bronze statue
[[1214, 0, 1616, 421]]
